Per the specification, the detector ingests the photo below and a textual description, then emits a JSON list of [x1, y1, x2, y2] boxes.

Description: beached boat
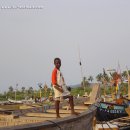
[[8, 98, 35, 104], [96, 101, 128, 121], [8, 98, 23, 104], [0, 91, 96, 129]]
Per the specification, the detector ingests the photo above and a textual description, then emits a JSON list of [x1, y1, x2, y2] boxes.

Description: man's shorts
[[53, 86, 70, 101]]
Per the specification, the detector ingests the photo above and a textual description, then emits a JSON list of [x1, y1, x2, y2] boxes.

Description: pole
[[15, 83, 18, 101], [40, 88, 41, 100], [38, 83, 42, 102], [126, 66, 130, 99], [78, 45, 85, 92], [103, 68, 106, 96], [14, 90, 16, 100]]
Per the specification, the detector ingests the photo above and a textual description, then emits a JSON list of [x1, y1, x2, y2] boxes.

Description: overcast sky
[[0, 0, 130, 92]]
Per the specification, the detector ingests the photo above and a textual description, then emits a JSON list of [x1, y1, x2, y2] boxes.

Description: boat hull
[[96, 102, 128, 121], [0, 105, 96, 130]]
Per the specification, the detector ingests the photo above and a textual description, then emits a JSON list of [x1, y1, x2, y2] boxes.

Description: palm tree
[[122, 71, 128, 81], [38, 83, 42, 89], [8, 86, 13, 92], [38, 83, 42, 100], [28, 87, 33, 94], [81, 77, 89, 91], [21, 87, 25, 93], [43, 83, 48, 98], [96, 73, 103, 83], [88, 76, 93, 83]]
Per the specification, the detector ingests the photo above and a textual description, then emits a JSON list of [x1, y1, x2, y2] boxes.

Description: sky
[[0, 0, 130, 92]]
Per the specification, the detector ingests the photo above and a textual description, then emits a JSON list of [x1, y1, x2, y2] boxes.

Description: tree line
[[0, 69, 129, 101]]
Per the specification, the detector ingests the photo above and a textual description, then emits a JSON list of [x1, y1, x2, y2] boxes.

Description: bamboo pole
[[126, 66, 130, 99], [78, 45, 85, 92], [103, 79, 106, 96], [128, 76, 130, 99]]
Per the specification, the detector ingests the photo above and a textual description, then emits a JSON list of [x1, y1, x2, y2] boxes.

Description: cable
[[46, 120, 62, 130], [101, 122, 105, 130], [104, 121, 113, 130]]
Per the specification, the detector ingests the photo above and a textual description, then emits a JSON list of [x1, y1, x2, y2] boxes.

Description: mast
[[126, 66, 130, 99], [78, 45, 85, 92], [38, 83, 42, 102], [117, 60, 121, 75], [107, 69, 116, 99], [103, 68, 107, 96], [116, 61, 121, 95]]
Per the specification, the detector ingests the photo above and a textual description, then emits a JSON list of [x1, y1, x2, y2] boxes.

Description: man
[[51, 58, 78, 118]]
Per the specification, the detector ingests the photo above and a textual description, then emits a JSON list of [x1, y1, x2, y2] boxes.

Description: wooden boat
[[0, 100, 96, 130], [96, 101, 128, 121], [109, 116, 130, 130], [8, 98, 23, 104], [8, 98, 35, 104]]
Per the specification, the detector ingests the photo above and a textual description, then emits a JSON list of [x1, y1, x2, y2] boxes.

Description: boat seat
[[84, 84, 100, 105], [83, 92, 92, 98]]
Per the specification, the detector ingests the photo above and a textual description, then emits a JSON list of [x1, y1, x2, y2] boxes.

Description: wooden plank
[[111, 122, 129, 126], [84, 101, 93, 105], [25, 112, 71, 118], [46, 109, 84, 114], [0, 114, 14, 120], [62, 105, 88, 110], [84, 84, 100, 105], [0, 116, 48, 127], [19, 116, 54, 121], [125, 108, 130, 116], [95, 123, 119, 130], [110, 116, 130, 123]]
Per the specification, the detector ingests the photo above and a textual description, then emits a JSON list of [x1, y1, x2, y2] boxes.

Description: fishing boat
[[0, 97, 97, 130], [8, 98, 23, 104], [95, 68, 129, 121], [96, 101, 128, 121], [8, 98, 35, 104]]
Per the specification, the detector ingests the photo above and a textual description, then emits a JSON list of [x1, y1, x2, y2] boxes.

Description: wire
[[104, 121, 113, 130], [101, 122, 105, 130], [46, 120, 62, 130]]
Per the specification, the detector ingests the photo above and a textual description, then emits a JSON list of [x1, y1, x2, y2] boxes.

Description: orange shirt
[[52, 68, 57, 85]]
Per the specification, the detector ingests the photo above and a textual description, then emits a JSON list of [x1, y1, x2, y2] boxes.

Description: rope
[[46, 120, 62, 130]]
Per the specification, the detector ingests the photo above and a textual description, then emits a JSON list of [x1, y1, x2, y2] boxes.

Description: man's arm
[[53, 84, 63, 93]]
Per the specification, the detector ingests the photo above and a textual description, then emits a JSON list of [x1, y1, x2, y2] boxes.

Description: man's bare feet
[[56, 115, 61, 118]]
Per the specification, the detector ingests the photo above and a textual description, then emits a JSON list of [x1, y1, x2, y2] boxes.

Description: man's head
[[54, 58, 61, 69]]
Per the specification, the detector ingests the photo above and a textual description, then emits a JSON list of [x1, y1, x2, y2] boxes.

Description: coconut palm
[[96, 73, 103, 83], [81, 77, 89, 91], [88, 76, 93, 83], [21, 87, 25, 93], [28, 87, 33, 94], [122, 71, 128, 81], [8, 86, 14, 92]]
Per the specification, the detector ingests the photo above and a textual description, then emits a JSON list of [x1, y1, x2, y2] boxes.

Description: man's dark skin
[[53, 58, 79, 118]]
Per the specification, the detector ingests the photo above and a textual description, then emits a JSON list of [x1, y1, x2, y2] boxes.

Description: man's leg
[[68, 95, 74, 113], [55, 100, 61, 118], [68, 95, 79, 115]]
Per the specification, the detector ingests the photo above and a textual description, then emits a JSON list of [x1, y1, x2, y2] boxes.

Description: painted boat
[[96, 101, 128, 121]]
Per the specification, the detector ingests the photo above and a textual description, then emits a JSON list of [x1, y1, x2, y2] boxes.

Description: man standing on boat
[[51, 57, 78, 118]]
